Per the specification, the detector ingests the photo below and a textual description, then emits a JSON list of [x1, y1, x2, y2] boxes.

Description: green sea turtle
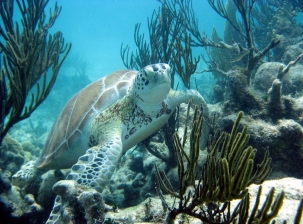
[[12, 63, 208, 223]]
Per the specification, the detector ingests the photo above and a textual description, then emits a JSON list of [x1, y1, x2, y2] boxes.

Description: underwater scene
[[1, 0, 303, 223]]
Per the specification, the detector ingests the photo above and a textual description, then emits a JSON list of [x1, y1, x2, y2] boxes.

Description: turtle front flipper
[[168, 89, 208, 114], [67, 136, 122, 190], [46, 136, 123, 224]]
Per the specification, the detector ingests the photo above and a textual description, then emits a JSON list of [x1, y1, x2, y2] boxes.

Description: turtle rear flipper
[[12, 160, 39, 188]]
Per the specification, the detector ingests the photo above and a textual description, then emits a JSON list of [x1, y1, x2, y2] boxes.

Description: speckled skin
[[13, 63, 208, 223]]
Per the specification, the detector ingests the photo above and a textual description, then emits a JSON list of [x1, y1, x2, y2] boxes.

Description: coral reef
[[1, 90, 302, 223], [0, 187, 44, 223], [154, 104, 298, 223], [219, 114, 303, 178], [0, 135, 25, 180], [0, 178, 105, 223]]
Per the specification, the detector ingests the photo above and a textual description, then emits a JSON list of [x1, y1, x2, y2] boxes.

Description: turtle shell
[[35, 69, 137, 170]]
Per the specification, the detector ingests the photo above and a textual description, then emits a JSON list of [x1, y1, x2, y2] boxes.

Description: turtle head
[[132, 63, 171, 104]]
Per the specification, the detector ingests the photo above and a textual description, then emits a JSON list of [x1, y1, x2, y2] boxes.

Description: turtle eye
[[160, 64, 166, 70], [144, 67, 154, 78], [152, 64, 159, 72]]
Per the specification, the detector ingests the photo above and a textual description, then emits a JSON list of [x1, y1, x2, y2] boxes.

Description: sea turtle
[[12, 63, 208, 223]]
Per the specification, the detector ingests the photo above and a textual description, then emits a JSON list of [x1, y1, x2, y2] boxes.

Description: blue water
[[48, 0, 224, 80]]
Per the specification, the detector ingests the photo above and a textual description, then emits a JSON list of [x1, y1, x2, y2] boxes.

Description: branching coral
[[120, 6, 179, 85], [0, 0, 71, 144], [154, 0, 284, 115], [206, 0, 280, 84], [120, 3, 199, 89], [154, 103, 290, 223], [154, 0, 279, 85]]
